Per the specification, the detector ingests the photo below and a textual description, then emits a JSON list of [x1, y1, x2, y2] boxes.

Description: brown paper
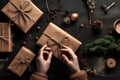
[[36, 22, 82, 61], [0, 23, 12, 52], [1, 0, 43, 33], [8, 47, 35, 76]]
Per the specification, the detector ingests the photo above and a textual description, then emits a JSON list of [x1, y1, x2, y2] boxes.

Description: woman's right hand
[[61, 45, 81, 73], [36, 44, 53, 74]]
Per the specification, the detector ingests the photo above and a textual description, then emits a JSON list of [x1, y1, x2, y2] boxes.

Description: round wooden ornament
[[106, 58, 116, 69]]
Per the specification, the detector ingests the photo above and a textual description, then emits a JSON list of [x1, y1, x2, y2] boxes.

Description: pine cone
[[92, 20, 104, 31]]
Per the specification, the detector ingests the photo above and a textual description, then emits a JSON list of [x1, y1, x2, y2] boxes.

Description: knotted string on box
[[42, 32, 70, 58], [11, 56, 31, 72], [8, 0, 35, 27], [0, 24, 14, 51]]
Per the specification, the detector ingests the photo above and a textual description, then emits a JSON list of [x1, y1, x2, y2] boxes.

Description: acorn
[[70, 13, 79, 21]]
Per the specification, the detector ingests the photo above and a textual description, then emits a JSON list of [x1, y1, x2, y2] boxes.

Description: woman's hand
[[61, 45, 80, 73], [36, 44, 53, 74]]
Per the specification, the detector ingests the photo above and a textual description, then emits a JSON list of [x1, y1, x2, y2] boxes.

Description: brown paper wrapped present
[[0, 23, 13, 52], [1, 0, 43, 33], [36, 22, 82, 61], [8, 47, 35, 76]]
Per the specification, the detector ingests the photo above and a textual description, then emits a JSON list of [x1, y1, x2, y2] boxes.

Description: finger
[[47, 52, 53, 62], [61, 45, 69, 49], [41, 44, 47, 51], [61, 48, 75, 59], [39, 44, 47, 57], [43, 51, 50, 54], [62, 54, 70, 64], [61, 45, 74, 55], [45, 47, 51, 51]]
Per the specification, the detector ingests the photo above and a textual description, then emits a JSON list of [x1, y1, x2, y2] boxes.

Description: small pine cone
[[63, 17, 71, 24], [92, 20, 104, 31]]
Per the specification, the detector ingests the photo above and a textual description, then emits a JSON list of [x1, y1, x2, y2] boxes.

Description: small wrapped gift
[[0, 23, 13, 52], [1, 0, 43, 33], [8, 47, 35, 77], [36, 22, 82, 61]]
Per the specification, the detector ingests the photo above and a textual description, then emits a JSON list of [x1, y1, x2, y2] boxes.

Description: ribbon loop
[[10, 56, 31, 73], [11, 56, 30, 70], [15, 57, 30, 65], [0, 36, 8, 42], [8, 0, 34, 26], [43, 32, 70, 57], [0, 35, 14, 45], [22, 1, 30, 10]]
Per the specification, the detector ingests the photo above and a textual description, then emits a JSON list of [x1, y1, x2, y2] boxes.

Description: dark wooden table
[[0, 0, 120, 80]]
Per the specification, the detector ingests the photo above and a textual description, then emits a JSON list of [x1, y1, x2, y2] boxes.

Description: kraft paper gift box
[[8, 47, 35, 77], [1, 0, 43, 33], [0, 23, 13, 52], [36, 22, 82, 61]]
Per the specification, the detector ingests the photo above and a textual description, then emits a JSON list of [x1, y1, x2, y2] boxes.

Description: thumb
[[47, 52, 53, 62]]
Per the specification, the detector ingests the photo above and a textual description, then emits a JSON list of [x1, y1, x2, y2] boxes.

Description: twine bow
[[11, 56, 30, 71], [0, 36, 13, 46], [0, 26, 14, 51], [43, 32, 70, 58], [8, 0, 34, 26], [0, 36, 12, 42], [0, 36, 13, 44]]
